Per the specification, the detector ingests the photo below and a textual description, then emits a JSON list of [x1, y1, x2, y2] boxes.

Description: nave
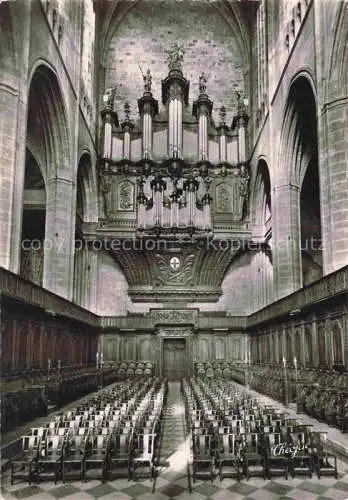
[[2, 379, 348, 500]]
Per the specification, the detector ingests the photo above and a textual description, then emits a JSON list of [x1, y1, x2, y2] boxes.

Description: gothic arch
[[279, 72, 317, 187], [252, 158, 271, 229], [278, 73, 322, 287], [27, 61, 70, 177], [327, 1, 348, 100]]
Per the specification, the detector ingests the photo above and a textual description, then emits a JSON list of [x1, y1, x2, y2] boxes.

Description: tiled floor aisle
[[2, 382, 348, 499]]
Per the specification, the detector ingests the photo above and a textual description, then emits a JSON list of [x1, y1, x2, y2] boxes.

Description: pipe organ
[[99, 43, 250, 235]]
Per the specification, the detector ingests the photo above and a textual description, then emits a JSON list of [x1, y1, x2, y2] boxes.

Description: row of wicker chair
[[182, 377, 338, 483], [11, 377, 166, 485]]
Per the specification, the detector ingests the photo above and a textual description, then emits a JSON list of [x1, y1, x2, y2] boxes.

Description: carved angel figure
[[166, 43, 185, 72], [103, 86, 116, 107], [199, 72, 207, 94], [143, 69, 152, 92], [239, 165, 250, 199]]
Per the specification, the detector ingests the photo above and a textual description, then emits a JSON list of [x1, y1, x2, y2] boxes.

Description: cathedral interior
[[1, 0, 348, 499]]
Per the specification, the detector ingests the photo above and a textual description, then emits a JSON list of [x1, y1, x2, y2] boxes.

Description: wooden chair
[[265, 432, 289, 479], [84, 434, 110, 481], [310, 431, 338, 479], [131, 432, 157, 480], [36, 435, 67, 484], [11, 436, 40, 485], [216, 430, 241, 481], [192, 433, 214, 483], [288, 425, 314, 478], [242, 432, 267, 480], [107, 431, 133, 479], [62, 431, 89, 482]]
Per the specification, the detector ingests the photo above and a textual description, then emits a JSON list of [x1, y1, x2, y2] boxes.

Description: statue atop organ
[[98, 43, 250, 235], [142, 68, 152, 93], [166, 42, 185, 73]]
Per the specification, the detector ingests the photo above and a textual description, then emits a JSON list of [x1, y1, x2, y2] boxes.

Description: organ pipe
[[169, 96, 183, 158]]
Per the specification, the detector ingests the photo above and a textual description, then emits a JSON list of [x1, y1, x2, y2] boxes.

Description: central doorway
[[163, 338, 186, 380]]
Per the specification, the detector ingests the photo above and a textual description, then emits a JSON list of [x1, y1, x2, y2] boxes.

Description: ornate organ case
[[97, 47, 251, 303]]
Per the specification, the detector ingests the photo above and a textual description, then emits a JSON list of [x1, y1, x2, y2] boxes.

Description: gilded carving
[[118, 180, 134, 211], [100, 173, 114, 218], [169, 82, 183, 101], [216, 183, 232, 213], [158, 327, 192, 336], [152, 309, 197, 326], [154, 253, 195, 286]]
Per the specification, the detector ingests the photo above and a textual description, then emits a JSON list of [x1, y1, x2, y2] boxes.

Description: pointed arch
[[327, 1, 348, 100], [27, 61, 71, 177], [252, 158, 271, 230], [279, 72, 317, 186]]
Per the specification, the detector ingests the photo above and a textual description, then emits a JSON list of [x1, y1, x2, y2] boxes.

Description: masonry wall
[[249, 0, 348, 306], [0, 0, 98, 302]]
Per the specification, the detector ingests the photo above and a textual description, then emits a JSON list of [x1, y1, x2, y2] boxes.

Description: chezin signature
[[271, 443, 307, 458]]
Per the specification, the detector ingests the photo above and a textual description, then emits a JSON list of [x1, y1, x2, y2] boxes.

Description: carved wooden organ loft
[[98, 44, 250, 238]]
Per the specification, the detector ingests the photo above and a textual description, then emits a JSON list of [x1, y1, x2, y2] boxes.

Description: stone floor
[[2, 382, 348, 500]]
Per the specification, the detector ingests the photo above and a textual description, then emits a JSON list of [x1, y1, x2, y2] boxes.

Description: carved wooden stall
[[248, 266, 348, 368], [1, 269, 100, 373], [100, 309, 247, 379]]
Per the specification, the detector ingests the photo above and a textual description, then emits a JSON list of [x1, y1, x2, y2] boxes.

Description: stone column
[[0, 2, 30, 273], [319, 99, 348, 274], [43, 176, 74, 299], [273, 183, 302, 298]]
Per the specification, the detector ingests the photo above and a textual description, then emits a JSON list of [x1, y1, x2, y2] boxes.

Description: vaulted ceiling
[[97, 0, 253, 125]]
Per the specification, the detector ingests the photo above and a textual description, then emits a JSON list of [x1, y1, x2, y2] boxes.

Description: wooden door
[[163, 338, 186, 380]]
